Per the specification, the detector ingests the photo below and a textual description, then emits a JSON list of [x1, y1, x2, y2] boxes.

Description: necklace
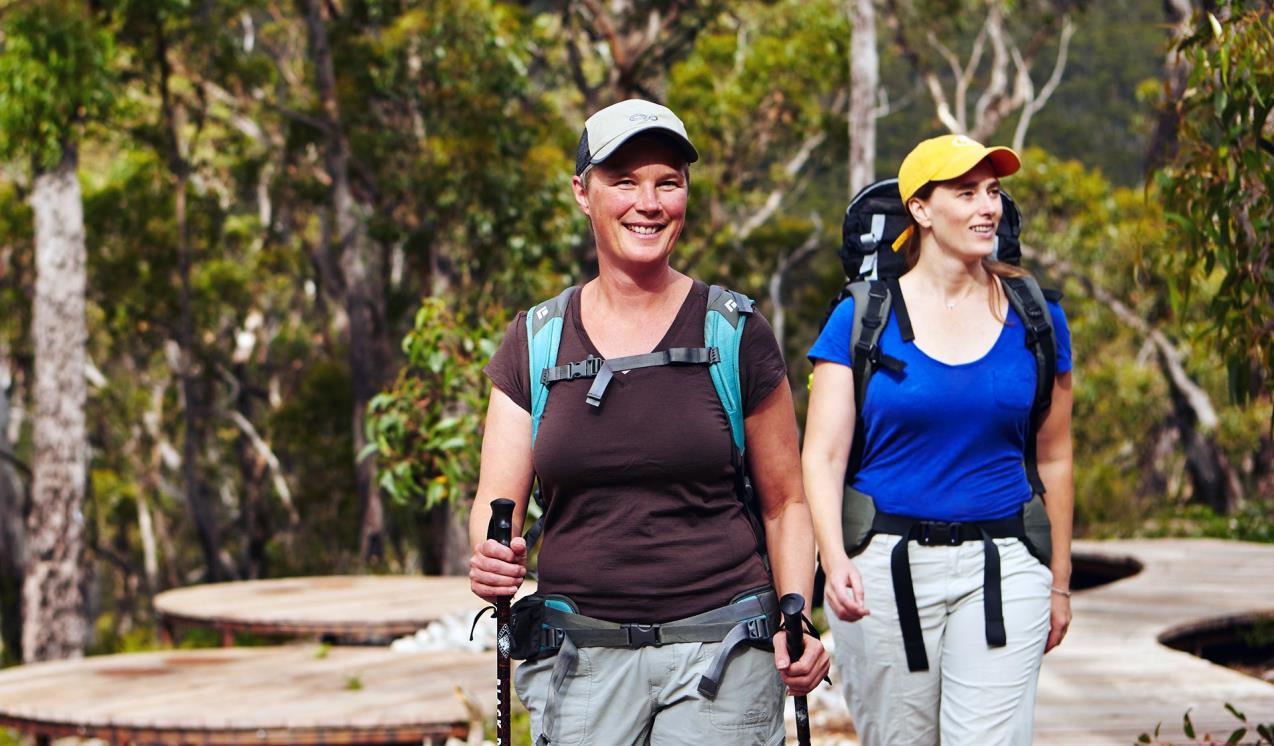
[[942, 283, 977, 310]]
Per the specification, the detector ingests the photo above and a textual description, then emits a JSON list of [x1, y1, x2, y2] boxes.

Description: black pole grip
[[487, 498, 515, 547], [487, 498, 516, 746], [780, 592, 806, 660], [780, 592, 812, 746]]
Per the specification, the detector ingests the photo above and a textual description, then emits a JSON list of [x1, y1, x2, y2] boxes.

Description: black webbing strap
[[586, 347, 718, 407], [885, 277, 915, 342], [1002, 276, 1057, 495], [888, 531, 928, 671], [852, 283, 905, 412], [539, 347, 718, 407], [873, 512, 1022, 672]]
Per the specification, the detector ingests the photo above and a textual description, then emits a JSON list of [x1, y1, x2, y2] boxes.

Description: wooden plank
[[154, 576, 535, 641], [0, 646, 494, 745]]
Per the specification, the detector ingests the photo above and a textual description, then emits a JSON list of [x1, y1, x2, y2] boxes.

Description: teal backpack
[[522, 285, 763, 551]]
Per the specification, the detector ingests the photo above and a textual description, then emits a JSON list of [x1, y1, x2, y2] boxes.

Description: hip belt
[[871, 511, 1026, 673], [529, 589, 778, 746]]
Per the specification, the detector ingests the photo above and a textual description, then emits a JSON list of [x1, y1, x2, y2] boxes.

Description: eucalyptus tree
[[0, 0, 114, 661], [666, 0, 850, 353], [1157, 5, 1273, 445], [561, 0, 731, 110], [883, 0, 1085, 148], [361, 0, 581, 572], [848, 0, 879, 196]]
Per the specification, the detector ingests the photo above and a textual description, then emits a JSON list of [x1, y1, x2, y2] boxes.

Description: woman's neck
[[906, 243, 990, 303], [588, 261, 687, 312]]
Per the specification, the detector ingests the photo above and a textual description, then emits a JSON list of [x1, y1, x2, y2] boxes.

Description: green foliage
[[342, 0, 579, 304], [1139, 703, 1274, 745], [270, 360, 361, 572], [1138, 502, 1274, 544], [1156, 7, 1274, 408], [365, 299, 504, 510], [1022, 0, 1164, 184], [1008, 148, 1273, 533], [485, 701, 532, 746], [0, 0, 115, 168], [88, 612, 160, 655]]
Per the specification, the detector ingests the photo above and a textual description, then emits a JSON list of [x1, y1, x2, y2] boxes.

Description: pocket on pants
[[702, 644, 783, 733], [514, 649, 593, 746]]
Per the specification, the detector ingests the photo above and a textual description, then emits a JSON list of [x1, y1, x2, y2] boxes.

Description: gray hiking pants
[[515, 640, 785, 745]]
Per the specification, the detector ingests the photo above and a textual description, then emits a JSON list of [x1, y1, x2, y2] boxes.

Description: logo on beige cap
[[950, 135, 978, 148]]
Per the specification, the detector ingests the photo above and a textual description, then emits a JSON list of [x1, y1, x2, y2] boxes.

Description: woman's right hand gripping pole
[[470, 533, 528, 604], [468, 386, 536, 604], [803, 360, 871, 623]]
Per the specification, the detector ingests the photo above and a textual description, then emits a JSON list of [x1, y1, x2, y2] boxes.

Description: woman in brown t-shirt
[[467, 99, 829, 745]]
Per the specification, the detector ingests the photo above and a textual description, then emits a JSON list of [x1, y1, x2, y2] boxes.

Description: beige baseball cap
[[575, 99, 699, 176]]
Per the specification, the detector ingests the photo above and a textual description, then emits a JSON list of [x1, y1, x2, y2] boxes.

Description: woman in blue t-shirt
[[802, 135, 1074, 746]]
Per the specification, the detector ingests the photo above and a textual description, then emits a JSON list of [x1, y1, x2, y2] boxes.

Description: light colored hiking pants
[[515, 640, 785, 746], [829, 534, 1051, 746]]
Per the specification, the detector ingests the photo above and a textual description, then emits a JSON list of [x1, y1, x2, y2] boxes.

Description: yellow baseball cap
[[891, 134, 1021, 251]]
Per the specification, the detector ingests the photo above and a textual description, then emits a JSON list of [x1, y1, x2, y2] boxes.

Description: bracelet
[[1050, 587, 1072, 598]]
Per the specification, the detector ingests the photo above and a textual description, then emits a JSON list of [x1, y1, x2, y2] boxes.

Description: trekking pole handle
[[487, 498, 515, 547], [779, 592, 812, 746], [780, 592, 806, 661], [487, 499, 516, 746]]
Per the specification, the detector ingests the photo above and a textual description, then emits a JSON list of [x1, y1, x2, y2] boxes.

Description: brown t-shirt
[[484, 280, 786, 623]]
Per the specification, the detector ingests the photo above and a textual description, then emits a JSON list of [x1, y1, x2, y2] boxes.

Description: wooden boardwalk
[[1035, 538, 1274, 744], [155, 575, 486, 644], [0, 645, 494, 744]]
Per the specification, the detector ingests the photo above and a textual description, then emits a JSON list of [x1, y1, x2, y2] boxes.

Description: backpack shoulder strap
[[527, 287, 577, 447], [1001, 274, 1058, 495], [705, 284, 753, 454], [847, 280, 905, 415]]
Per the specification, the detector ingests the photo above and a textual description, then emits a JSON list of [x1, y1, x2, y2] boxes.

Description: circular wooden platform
[[0, 646, 493, 745], [154, 575, 486, 643]]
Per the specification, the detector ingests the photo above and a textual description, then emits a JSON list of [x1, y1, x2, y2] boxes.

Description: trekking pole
[[487, 498, 515, 746], [780, 592, 812, 746]]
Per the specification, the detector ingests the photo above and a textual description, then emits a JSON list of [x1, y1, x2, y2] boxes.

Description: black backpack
[[821, 178, 1059, 565]]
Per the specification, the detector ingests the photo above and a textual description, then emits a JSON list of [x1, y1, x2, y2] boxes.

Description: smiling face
[[908, 159, 1003, 263], [572, 133, 688, 272]]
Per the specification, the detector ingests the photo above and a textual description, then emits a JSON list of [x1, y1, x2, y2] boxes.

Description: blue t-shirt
[[808, 294, 1072, 522]]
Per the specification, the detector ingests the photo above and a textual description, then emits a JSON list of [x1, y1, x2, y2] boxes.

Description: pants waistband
[[871, 511, 1025, 546], [543, 589, 778, 649]]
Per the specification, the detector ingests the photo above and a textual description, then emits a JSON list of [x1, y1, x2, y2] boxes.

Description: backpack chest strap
[[540, 347, 719, 407]]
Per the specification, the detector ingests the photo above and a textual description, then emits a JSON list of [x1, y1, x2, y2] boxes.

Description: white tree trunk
[[24, 147, 89, 662], [848, 0, 878, 196]]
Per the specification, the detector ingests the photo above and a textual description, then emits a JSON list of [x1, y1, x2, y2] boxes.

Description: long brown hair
[[901, 181, 1028, 321]]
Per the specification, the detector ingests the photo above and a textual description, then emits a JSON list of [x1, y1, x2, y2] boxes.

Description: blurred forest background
[[0, 0, 1270, 664]]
